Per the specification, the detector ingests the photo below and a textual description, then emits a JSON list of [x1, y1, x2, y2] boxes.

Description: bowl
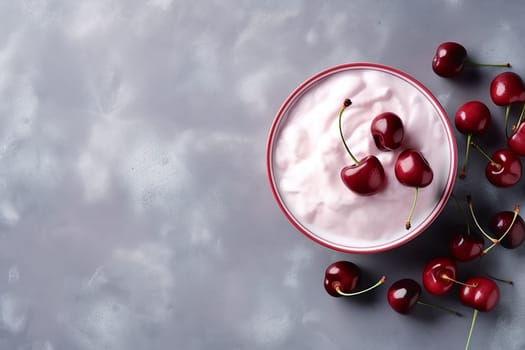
[[266, 63, 457, 253]]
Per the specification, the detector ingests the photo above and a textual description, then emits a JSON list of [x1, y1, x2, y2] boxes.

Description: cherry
[[460, 276, 500, 311], [432, 42, 510, 78], [340, 156, 386, 195], [490, 72, 525, 136], [484, 149, 522, 187], [459, 277, 500, 350], [324, 261, 386, 297], [422, 257, 457, 296], [508, 122, 525, 156], [394, 149, 433, 229], [387, 278, 461, 316], [490, 71, 525, 106], [432, 42, 467, 77], [471, 144, 522, 187], [489, 210, 525, 249], [449, 228, 484, 262], [454, 101, 491, 178], [370, 112, 404, 151], [338, 99, 386, 195]]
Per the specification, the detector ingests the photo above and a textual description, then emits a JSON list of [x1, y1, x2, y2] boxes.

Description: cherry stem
[[505, 104, 511, 138], [486, 274, 514, 286], [405, 187, 419, 230], [464, 60, 511, 68], [416, 300, 463, 317], [482, 204, 520, 255], [513, 103, 525, 131], [459, 133, 473, 179], [338, 99, 360, 165], [440, 274, 478, 288], [451, 192, 471, 235], [470, 142, 502, 169], [464, 309, 479, 350], [335, 275, 387, 297], [467, 195, 498, 242]]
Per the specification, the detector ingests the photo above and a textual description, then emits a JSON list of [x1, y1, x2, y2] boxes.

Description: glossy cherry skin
[[459, 276, 500, 312], [394, 150, 433, 187], [449, 229, 484, 262], [341, 155, 385, 195], [371, 112, 404, 151], [432, 42, 467, 77], [489, 211, 525, 249], [387, 278, 421, 314], [508, 123, 525, 156], [324, 261, 360, 297], [454, 101, 491, 135], [485, 149, 522, 187], [422, 257, 457, 296], [490, 71, 525, 106]]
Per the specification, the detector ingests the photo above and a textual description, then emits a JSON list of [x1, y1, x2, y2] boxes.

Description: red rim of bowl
[[266, 62, 457, 254]]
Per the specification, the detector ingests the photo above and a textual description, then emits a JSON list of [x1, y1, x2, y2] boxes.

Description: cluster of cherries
[[339, 100, 433, 229], [326, 42, 525, 350]]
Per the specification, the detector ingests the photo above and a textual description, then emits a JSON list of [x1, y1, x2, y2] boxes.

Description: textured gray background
[[1, 1, 525, 349]]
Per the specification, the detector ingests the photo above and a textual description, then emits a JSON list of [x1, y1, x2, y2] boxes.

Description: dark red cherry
[[387, 278, 421, 314], [455, 101, 491, 135], [449, 229, 484, 262], [508, 122, 525, 156], [459, 276, 500, 312], [324, 261, 360, 297], [422, 257, 457, 296], [395, 150, 434, 229], [485, 149, 522, 187], [338, 99, 385, 195], [490, 71, 525, 106], [489, 211, 525, 249], [460, 276, 500, 350], [340, 155, 386, 195], [455, 101, 491, 178], [370, 112, 404, 151], [395, 150, 433, 187], [324, 261, 386, 297], [432, 42, 467, 77]]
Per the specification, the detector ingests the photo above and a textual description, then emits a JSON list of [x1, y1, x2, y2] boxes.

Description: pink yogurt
[[267, 63, 457, 253]]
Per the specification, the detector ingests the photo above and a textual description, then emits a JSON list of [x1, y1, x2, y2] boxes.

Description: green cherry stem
[[416, 300, 463, 317], [486, 274, 514, 286], [334, 275, 387, 296], [467, 195, 498, 243], [470, 142, 502, 169], [505, 104, 511, 138], [405, 187, 419, 230], [482, 204, 520, 255], [338, 99, 360, 165], [459, 133, 473, 179], [464, 60, 511, 68], [464, 309, 479, 350], [451, 192, 471, 235], [513, 103, 525, 131]]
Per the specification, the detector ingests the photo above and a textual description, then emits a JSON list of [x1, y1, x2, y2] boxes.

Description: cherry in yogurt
[[339, 99, 386, 195], [394, 150, 433, 229], [370, 112, 404, 151]]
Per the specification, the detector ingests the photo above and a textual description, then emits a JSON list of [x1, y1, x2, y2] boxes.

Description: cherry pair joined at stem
[[449, 196, 521, 261]]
